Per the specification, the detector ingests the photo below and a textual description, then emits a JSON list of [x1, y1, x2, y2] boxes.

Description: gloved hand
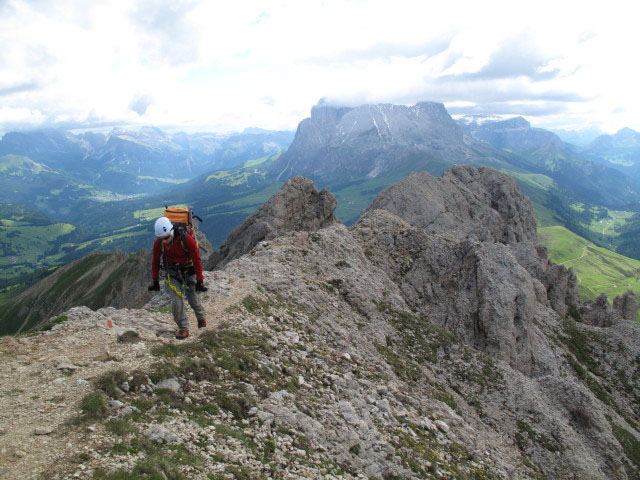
[[148, 279, 160, 291], [196, 280, 208, 292]]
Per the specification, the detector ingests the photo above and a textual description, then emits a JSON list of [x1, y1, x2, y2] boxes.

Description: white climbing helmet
[[154, 217, 174, 237]]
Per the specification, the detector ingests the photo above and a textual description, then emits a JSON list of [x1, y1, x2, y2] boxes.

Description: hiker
[[149, 216, 207, 339]]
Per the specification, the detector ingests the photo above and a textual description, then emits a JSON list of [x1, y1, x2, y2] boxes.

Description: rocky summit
[[1, 165, 639, 480]]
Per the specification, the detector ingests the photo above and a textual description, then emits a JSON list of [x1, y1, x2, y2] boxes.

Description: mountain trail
[[0, 271, 256, 479]]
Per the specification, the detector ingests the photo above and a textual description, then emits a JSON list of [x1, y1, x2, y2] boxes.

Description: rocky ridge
[[206, 176, 337, 270], [1, 166, 639, 479]]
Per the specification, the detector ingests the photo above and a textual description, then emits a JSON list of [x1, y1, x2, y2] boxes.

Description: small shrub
[[79, 391, 109, 421], [168, 445, 204, 467], [105, 418, 136, 436], [241, 295, 272, 315], [39, 315, 68, 332], [349, 444, 361, 455], [132, 453, 185, 479], [95, 370, 128, 398], [215, 391, 254, 420]]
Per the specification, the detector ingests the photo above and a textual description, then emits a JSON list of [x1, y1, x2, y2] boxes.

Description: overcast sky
[[1, 0, 638, 135]]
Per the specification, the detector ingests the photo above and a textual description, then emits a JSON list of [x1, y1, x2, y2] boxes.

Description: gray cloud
[[130, 0, 200, 65], [446, 102, 569, 117], [129, 93, 154, 115], [303, 34, 455, 66], [0, 81, 40, 97], [0, 117, 126, 136], [408, 79, 586, 105], [443, 33, 561, 82]]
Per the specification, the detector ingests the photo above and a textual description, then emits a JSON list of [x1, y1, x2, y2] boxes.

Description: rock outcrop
[[354, 166, 580, 376], [206, 175, 337, 269], [580, 290, 638, 327], [362, 166, 538, 244]]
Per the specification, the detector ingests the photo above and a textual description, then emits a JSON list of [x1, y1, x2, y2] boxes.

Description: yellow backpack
[[163, 206, 202, 251]]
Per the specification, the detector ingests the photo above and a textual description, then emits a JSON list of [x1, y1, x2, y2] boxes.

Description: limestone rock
[[206, 176, 336, 269], [156, 378, 181, 393], [362, 166, 537, 244], [613, 290, 637, 322], [580, 294, 619, 327]]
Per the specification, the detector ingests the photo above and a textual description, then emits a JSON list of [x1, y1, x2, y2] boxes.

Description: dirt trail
[[559, 246, 589, 266], [0, 272, 254, 480]]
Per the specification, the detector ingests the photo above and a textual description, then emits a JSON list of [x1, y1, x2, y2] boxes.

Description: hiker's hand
[[148, 280, 160, 291], [196, 280, 207, 292]]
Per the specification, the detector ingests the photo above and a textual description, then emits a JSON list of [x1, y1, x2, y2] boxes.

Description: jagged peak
[[206, 176, 337, 270]]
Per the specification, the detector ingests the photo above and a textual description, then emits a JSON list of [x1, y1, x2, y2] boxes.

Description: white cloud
[[0, 0, 639, 134]]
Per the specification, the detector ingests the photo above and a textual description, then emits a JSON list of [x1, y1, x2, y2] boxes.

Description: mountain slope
[[0, 154, 122, 218], [539, 225, 640, 301], [3, 167, 639, 479], [458, 116, 564, 151], [458, 117, 640, 208], [579, 127, 640, 182], [0, 250, 152, 335], [0, 203, 75, 284], [0, 127, 294, 195]]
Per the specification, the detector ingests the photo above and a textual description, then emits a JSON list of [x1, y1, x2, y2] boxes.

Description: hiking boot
[[197, 318, 207, 329], [175, 329, 189, 340]]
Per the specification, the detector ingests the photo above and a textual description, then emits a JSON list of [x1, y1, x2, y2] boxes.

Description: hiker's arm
[[151, 238, 161, 280], [187, 234, 204, 281]]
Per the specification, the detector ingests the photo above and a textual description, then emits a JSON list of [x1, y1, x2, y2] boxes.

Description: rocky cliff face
[[269, 101, 498, 182], [2, 167, 639, 480], [354, 166, 582, 376]]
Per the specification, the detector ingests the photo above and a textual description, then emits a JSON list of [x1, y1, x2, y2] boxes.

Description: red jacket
[[152, 233, 204, 281]]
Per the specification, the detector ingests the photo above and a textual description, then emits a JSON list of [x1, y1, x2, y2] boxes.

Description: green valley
[[538, 225, 640, 302], [0, 203, 76, 285]]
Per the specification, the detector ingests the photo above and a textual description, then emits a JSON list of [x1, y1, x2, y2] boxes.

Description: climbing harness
[[164, 273, 186, 299]]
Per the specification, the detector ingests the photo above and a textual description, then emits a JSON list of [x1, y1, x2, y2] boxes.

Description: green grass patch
[[612, 423, 640, 474], [105, 418, 137, 436], [506, 171, 555, 191], [133, 206, 175, 222], [539, 226, 640, 301], [94, 452, 184, 480], [95, 370, 128, 398], [38, 315, 68, 332], [583, 208, 634, 237], [77, 392, 110, 422]]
